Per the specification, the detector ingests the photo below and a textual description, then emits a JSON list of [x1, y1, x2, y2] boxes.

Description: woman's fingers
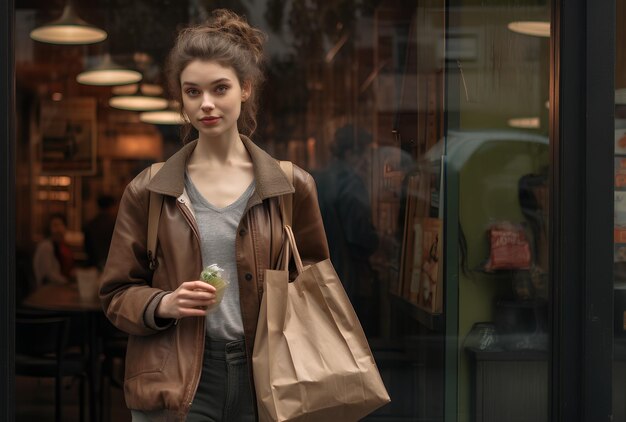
[[181, 280, 216, 293], [177, 290, 216, 301], [155, 280, 219, 319], [179, 297, 217, 308]]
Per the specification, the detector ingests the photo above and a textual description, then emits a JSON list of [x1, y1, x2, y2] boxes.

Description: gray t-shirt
[[132, 179, 255, 422], [185, 173, 255, 340]]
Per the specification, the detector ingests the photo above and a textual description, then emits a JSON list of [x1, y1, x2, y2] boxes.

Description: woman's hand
[[155, 281, 216, 319]]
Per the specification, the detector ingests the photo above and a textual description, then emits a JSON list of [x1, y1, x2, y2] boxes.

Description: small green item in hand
[[200, 264, 223, 283], [200, 264, 228, 306]]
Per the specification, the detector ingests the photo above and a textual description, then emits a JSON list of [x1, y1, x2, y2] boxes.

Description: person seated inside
[[33, 213, 75, 286], [83, 194, 117, 271]]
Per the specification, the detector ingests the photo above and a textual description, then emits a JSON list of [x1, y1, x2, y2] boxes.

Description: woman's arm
[[99, 174, 168, 336]]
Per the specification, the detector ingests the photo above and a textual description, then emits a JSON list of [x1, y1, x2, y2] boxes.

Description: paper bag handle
[[281, 225, 304, 275]]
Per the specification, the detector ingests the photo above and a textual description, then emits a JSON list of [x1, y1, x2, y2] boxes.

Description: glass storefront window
[[446, 2, 551, 421], [15, 0, 551, 420]]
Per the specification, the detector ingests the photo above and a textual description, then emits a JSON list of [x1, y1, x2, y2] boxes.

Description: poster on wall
[[39, 98, 97, 175]]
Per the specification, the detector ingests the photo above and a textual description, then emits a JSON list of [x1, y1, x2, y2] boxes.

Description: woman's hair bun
[[206, 9, 266, 65]]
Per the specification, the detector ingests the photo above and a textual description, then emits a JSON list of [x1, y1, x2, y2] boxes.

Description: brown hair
[[166, 9, 267, 141]]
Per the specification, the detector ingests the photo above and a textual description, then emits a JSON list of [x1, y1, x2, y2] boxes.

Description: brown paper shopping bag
[[253, 225, 390, 422]]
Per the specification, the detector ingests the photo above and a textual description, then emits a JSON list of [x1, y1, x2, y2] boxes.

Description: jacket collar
[[146, 135, 295, 201]]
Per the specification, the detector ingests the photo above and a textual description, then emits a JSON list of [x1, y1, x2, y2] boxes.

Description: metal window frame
[[550, 0, 614, 420], [1, 0, 16, 420]]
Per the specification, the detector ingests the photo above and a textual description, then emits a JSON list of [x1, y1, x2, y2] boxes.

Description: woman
[[100, 9, 329, 422], [33, 213, 75, 286]]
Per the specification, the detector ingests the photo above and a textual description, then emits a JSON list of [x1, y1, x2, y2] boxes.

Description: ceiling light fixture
[[109, 84, 168, 111], [112, 83, 163, 96], [77, 54, 142, 86], [507, 21, 550, 38], [139, 110, 185, 125], [508, 117, 541, 129], [30, 1, 107, 45], [139, 101, 185, 125]]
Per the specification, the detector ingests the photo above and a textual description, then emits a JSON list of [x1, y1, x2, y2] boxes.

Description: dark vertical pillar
[[1, 0, 16, 420], [551, 0, 614, 420]]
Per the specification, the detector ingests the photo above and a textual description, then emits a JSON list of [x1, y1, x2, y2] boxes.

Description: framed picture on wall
[[39, 97, 97, 175]]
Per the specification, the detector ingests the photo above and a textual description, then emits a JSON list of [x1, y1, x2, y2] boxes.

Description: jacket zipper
[[175, 198, 206, 419]]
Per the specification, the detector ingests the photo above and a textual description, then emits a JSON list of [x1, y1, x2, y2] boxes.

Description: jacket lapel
[[146, 136, 295, 203]]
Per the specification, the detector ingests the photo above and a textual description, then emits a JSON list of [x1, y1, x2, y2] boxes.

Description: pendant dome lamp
[[139, 101, 185, 125], [139, 110, 186, 125], [30, 0, 107, 45], [507, 21, 550, 38], [76, 53, 142, 86], [109, 84, 168, 111], [112, 83, 162, 96]]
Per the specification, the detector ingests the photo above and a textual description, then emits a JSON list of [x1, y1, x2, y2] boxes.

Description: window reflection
[[448, 3, 551, 422], [16, 0, 552, 420]]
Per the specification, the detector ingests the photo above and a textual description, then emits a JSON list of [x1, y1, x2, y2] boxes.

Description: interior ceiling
[[15, 0, 189, 100]]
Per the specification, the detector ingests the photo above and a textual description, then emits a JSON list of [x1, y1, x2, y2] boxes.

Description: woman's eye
[[185, 88, 200, 96], [215, 85, 229, 95]]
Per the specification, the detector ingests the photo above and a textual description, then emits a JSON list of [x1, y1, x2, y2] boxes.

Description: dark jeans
[[186, 338, 256, 422]]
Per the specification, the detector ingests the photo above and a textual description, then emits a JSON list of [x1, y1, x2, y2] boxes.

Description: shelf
[[389, 293, 443, 331], [465, 347, 548, 361]]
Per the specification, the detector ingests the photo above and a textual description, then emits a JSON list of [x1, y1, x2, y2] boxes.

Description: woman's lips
[[199, 116, 220, 126]]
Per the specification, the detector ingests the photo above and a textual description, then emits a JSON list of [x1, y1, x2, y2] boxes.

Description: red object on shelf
[[484, 222, 532, 271]]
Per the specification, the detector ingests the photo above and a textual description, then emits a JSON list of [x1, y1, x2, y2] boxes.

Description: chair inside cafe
[[15, 309, 88, 422]]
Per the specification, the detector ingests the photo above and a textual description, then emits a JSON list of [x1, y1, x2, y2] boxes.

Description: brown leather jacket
[[100, 136, 330, 421]]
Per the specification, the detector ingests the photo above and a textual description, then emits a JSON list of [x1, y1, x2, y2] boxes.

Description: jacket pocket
[[124, 328, 174, 380]]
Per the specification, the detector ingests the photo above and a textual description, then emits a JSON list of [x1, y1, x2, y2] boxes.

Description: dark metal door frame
[[1, 0, 16, 420], [551, 0, 614, 420]]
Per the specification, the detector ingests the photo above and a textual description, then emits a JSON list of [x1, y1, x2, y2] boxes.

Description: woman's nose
[[201, 94, 215, 111]]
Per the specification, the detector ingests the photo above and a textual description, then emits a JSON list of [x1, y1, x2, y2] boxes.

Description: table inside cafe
[[22, 281, 105, 422]]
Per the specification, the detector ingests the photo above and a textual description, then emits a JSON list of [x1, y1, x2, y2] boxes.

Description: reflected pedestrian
[[312, 124, 380, 335]]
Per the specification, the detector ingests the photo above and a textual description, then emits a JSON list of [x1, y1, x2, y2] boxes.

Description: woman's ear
[[241, 81, 252, 102]]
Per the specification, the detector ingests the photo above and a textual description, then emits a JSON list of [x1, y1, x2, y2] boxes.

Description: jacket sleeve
[[99, 174, 168, 336], [291, 166, 331, 267]]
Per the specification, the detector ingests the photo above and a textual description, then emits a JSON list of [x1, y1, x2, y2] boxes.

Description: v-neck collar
[[185, 174, 256, 213], [146, 135, 294, 203]]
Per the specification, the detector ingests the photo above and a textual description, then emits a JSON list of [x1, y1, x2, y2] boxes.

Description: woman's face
[[180, 60, 250, 140], [49, 217, 66, 242]]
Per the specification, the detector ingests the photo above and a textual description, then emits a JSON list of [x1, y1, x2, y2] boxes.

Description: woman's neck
[[190, 129, 248, 167]]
